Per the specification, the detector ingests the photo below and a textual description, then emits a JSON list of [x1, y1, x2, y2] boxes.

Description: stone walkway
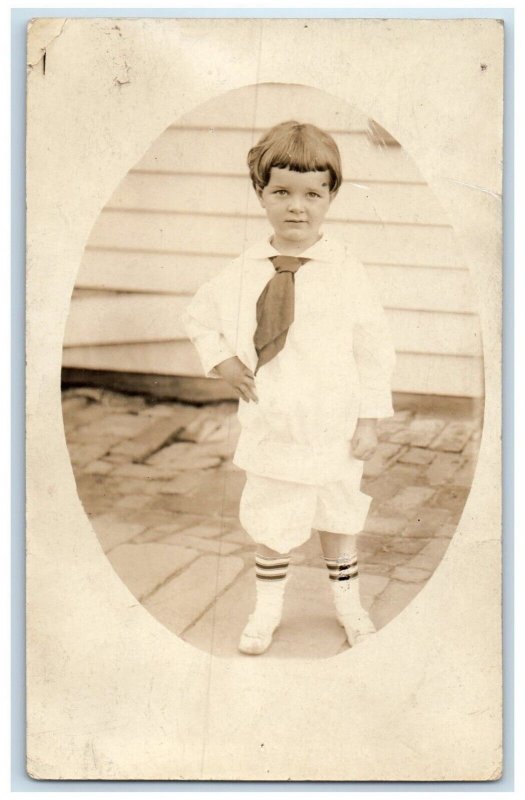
[[63, 386, 483, 660]]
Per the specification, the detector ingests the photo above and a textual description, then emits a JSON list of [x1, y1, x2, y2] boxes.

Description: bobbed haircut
[[247, 120, 343, 195]]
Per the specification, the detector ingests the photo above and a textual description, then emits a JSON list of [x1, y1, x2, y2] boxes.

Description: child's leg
[[318, 530, 375, 646], [238, 542, 291, 655], [238, 473, 316, 655]]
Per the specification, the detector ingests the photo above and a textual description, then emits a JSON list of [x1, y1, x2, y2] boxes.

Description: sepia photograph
[[26, 16, 503, 780], [62, 82, 484, 660]]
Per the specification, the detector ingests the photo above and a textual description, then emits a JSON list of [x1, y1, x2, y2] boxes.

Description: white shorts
[[239, 470, 372, 553]]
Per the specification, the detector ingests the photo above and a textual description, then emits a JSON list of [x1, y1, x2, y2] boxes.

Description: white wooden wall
[[63, 84, 484, 397]]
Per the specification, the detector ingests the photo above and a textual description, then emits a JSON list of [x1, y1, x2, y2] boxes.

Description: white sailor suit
[[183, 234, 396, 552]]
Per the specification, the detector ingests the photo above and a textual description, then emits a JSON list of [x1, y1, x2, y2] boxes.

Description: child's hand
[[351, 419, 378, 461], [214, 356, 259, 403]]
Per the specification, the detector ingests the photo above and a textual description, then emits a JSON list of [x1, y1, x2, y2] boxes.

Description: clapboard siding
[[78, 250, 470, 298], [77, 250, 228, 295], [107, 173, 448, 225], [77, 254, 475, 313], [64, 83, 483, 397], [64, 293, 481, 359], [64, 294, 190, 346], [393, 353, 484, 398], [88, 211, 460, 267], [68, 303, 480, 358], [135, 128, 425, 184], [366, 266, 476, 314], [62, 341, 484, 398]]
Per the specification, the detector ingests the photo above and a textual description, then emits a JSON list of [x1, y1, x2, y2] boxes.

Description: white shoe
[[336, 608, 376, 647], [238, 611, 282, 655], [332, 582, 376, 647], [238, 577, 288, 656]]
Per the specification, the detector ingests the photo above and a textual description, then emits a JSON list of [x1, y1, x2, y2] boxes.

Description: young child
[[183, 120, 396, 655]]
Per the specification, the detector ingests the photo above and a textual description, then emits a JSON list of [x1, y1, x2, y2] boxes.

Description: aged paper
[[26, 18, 503, 780]]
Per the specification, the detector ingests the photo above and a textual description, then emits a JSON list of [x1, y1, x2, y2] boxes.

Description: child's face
[[256, 167, 334, 253]]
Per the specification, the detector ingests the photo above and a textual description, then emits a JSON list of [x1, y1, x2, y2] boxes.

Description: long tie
[[253, 255, 309, 373]]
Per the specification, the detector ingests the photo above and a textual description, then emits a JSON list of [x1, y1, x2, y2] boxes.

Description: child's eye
[[273, 190, 287, 196], [307, 192, 321, 199]]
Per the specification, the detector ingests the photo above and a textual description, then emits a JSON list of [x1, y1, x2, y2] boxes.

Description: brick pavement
[[62, 386, 483, 659]]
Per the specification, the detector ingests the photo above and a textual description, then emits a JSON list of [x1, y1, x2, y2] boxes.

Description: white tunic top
[[183, 234, 396, 485]]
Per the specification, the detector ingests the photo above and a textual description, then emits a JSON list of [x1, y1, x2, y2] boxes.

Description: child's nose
[[287, 195, 305, 212]]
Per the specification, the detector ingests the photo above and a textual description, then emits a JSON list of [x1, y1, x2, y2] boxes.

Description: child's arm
[[351, 260, 396, 421], [348, 258, 396, 460], [182, 276, 236, 378], [183, 272, 258, 402]]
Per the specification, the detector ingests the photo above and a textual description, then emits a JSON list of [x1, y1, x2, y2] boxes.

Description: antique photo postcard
[[26, 17, 503, 780]]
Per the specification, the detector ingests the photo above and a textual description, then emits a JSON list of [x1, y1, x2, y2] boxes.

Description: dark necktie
[[253, 255, 309, 373]]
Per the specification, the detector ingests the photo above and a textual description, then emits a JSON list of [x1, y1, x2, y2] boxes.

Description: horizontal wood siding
[[134, 128, 425, 183], [64, 83, 484, 397], [62, 342, 484, 399], [105, 173, 448, 224], [86, 212, 460, 267], [64, 294, 482, 358], [77, 252, 476, 311]]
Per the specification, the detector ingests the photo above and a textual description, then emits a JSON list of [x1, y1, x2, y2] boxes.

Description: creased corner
[[27, 18, 68, 73]]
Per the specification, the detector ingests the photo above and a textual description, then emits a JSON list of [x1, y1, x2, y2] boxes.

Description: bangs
[[247, 121, 342, 193], [261, 133, 335, 176]]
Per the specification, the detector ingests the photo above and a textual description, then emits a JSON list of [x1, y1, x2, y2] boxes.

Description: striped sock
[[323, 554, 359, 583], [255, 554, 290, 582], [325, 553, 375, 645], [238, 554, 290, 654]]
